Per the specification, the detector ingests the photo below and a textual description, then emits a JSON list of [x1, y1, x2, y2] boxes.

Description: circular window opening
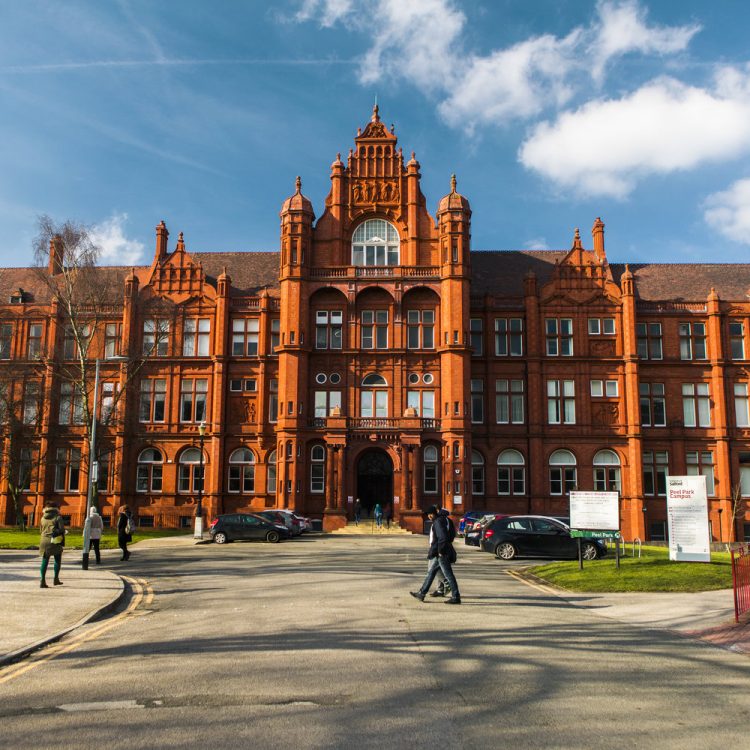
[[408, 373, 420, 385], [329, 373, 341, 385], [423, 373, 434, 384], [315, 373, 327, 384]]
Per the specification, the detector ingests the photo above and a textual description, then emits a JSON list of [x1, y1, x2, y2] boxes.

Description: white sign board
[[453, 495, 463, 506], [569, 491, 619, 531], [394, 496, 400, 504], [667, 476, 711, 562], [347, 496, 353, 504]]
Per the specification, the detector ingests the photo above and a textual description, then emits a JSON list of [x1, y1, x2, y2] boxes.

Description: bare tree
[[730, 482, 747, 544]]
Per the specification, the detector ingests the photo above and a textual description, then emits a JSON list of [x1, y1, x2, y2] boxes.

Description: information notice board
[[569, 491, 620, 538], [666, 476, 711, 562]]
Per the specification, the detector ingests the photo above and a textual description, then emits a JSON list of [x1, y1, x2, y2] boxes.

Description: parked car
[[464, 513, 508, 547], [480, 515, 606, 560], [209, 513, 290, 544], [292, 513, 312, 532], [257, 510, 303, 536], [458, 510, 486, 536]]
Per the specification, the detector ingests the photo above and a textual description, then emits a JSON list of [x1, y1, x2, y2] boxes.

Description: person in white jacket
[[84, 506, 104, 564]]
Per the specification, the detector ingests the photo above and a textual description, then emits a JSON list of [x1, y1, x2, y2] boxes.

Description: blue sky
[[2, 0, 750, 267]]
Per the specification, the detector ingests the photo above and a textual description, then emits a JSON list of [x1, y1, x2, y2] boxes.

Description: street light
[[718, 507, 724, 543], [194, 421, 207, 540], [82, 355, 128, 570]]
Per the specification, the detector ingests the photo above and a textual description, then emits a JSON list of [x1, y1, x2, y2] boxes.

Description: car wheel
[[495, 542, 517, 560], [213, 532, 228, 545], [266, 530, 280, 543], [582, 542, 598, 560]]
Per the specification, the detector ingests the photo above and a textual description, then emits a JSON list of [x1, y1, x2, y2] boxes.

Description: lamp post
[[718, 507, 724, 543], [194, 421, 207, 539], [82, 355, 128, 570]]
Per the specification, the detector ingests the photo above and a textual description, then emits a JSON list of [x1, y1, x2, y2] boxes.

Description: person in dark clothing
[[39, 503, 65, 588], [117, 505, 133, 561], [354, 498, 362, 526], [384, 502, 393, 529], [411, 505, 461, 604]]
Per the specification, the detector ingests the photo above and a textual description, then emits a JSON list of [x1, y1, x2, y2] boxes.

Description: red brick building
[[2, 107, 750, 541]]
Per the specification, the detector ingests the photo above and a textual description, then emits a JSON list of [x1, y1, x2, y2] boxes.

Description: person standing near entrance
[[374, 502, 383, 528], [411, 505, 461, 604], [354, 498, 362, 526], [384, 502, 393, 529]]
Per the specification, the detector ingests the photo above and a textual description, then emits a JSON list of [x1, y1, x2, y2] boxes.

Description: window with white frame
[[679, 322, 707, 360], [361, 373, 388, 418], [640, 383, 666, 427], [352, 219, 399, 266], [682, 383, 710, 427], [494, 318, 523, 356], [686, 450, 715, 496], [546, 318, 573, 356], [423, 445, 439, 493], [735, 383, 750, 427], [495, 379, 524, 424], [143, 319, 169, 357], [269, 379, 278, 422], [497, 449, 525, 496], [267, 450, 277, 494], [136, 448, 163, 492], [591, 379, 618, 397], [178, 448, 205, 493], [730, 321, 745, 360], [54, 447, 81, 492], [140, 379, 166, 423], [228, 448, 255, 493], [547, 380, 575, 424], [593, 449, 621, 492], [406, 310, 435, 349], [59, 382, 84, 425], [232, 319, 259, 356], [22, 382, 39, 426], [549, 449, 577, 495], [643, 451, 668, 496], [0, 323, 12, 359], [361, 310, 388, 349], [315, 311, 343, 350], [636, 322, 663, 359], [406, 390, 435, 418], [588, 318, 616, 335], [27, 323, 43, 359], [183, 318, 210, 357], [179, 378, 208, 423], [470, 318, 483, 356], [471, 450, 485, 495], [104, 323, 121, 359], [310, 445, 325, 493], [470, 379, 484, 423], [314, 390, 342, 417]]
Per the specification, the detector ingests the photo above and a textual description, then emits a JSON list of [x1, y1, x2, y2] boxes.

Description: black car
[[480, 515, 606, 561], [209, 513, 291, 544]]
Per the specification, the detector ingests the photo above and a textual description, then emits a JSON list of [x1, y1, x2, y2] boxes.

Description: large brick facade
[[2, 107, 750, 541]]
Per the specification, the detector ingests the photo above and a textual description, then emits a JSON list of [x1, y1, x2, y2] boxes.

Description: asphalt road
[[2, 535, 749, 749]]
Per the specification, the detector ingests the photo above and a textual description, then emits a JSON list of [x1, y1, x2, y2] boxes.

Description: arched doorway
[[356, 449, 394, 517]]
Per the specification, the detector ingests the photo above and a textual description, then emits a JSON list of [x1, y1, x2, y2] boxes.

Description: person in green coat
[[39, 503, 65, 588]]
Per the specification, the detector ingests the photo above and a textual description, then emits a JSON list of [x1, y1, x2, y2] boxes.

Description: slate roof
[[3, 250, 750, 304]]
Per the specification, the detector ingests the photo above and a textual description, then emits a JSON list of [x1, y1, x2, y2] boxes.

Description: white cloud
[[704, 179, 750, 245], [589, 0, 700, 81], [90, 213, 146, 265], [519, 72, 750, 198], [524, 237, 550, 251], [293, 0, 354, 27]]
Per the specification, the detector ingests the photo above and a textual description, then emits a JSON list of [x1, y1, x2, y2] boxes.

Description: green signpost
[[570, 529, 620, 540]]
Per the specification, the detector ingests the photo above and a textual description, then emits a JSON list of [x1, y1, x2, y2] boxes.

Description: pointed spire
[[572, 227, 582, 249], [592, 217, 606, 260], [372, 102, 380, 122], [176, 231, 185, 252], [295, 175, 302, 193], [450, 174, 457, 193]]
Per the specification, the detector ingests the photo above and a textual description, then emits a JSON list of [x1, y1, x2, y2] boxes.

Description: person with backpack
[[117, 505, 135, 561], [84, 506, 104, 564], [410, 504, 461, 605], [39, 503, 65, 588]]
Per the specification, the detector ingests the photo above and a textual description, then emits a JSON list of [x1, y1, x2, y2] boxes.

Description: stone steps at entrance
[[331, 520, 414, 535]]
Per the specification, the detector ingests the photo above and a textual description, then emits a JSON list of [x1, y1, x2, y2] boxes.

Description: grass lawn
[[529, 545, 733, 593], [0, 528, 188, 550]]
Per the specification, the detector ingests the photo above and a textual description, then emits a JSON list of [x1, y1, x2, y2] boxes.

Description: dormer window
[[352, 219, 399, 266], [9, 288, 25, 304]]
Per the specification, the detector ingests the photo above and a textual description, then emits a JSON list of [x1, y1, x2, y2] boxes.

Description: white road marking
[[58, 700, 145, 712]]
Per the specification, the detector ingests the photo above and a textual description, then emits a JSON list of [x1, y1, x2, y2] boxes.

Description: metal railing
[[731, 544, 750, 623]]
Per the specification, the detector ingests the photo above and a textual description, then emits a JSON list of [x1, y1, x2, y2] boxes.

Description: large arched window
[[423, 445, 439, 494], [136, 448, 163, 493], [497, 449, 525, 496], [310, 445, 326, 493], [267, 450, 277, 494], [471, 450, 485, 496], [178, 447, 205, 494], [228, 448, 256, 494], [549, 449, 577, 495], [352, 219, 399, 266], [361, 373, 388, 418], [593, 449, 621, 492]]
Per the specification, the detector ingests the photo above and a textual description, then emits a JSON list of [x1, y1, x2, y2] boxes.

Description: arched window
[[352, 219, 400, 266], [593, 449, 621, 492], [228, 448, 256, 494], [361, 373, 388, 418], [497, 449, 525, 496], [471, 450, 485, 496], [310, 445, 325, 493], [267, 450, 277, 494], [136, 448, 163, 493], [178, 447, 205, 494], [549, 449, 576, 496], [423, 445, 438, 494]]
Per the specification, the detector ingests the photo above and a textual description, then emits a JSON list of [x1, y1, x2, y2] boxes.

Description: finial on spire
[[295, 175, 302, 193], [372, 102, 380, 122], [451, 174, 457, 193], [336, 152, 341, 161]]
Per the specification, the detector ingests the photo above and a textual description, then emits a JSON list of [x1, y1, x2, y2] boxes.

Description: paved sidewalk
[[0, 551, 124, 666]]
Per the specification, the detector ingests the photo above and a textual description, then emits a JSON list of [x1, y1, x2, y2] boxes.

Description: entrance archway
[[356, 449, 394, 517]]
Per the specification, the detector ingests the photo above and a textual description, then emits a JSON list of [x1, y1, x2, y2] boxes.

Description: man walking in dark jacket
[[411, 505, 461, 605]]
